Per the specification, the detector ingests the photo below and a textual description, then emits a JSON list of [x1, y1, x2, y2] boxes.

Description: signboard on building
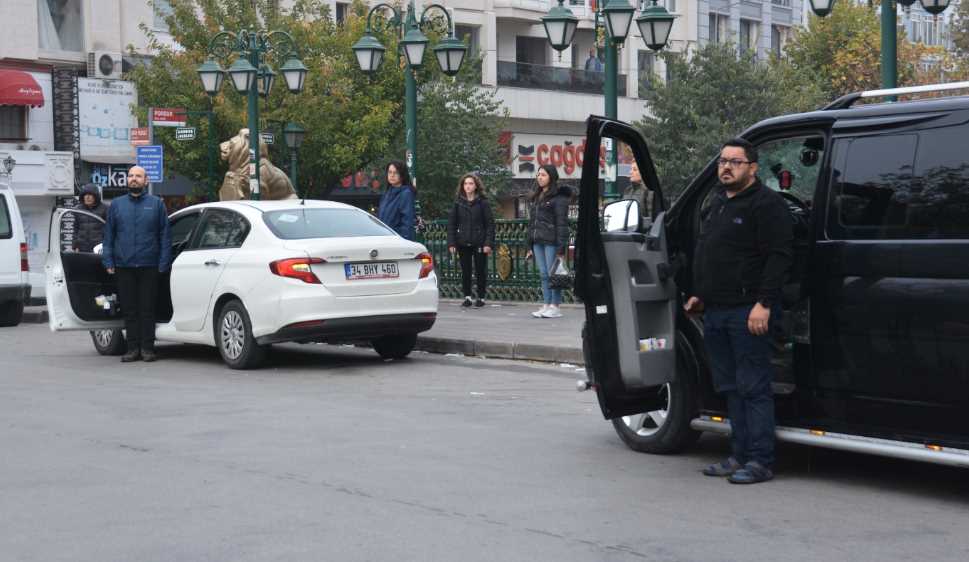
[[77, 78, 138, 164], [136, 145, 163, 183], [510, 133, 612, 180], [130, 127, 150, 145], [151, 107, 187, 127], [90, 164, 129, 189]]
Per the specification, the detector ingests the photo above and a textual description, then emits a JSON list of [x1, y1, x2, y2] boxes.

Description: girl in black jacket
[[525, 164, 571, 318], [447, 174, 496, 307]]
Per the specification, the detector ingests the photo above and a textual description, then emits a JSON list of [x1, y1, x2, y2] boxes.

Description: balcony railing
[[497, 60, 627, 96]]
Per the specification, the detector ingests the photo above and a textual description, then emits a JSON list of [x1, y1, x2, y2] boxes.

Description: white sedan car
[[46, 200, 438, 368]]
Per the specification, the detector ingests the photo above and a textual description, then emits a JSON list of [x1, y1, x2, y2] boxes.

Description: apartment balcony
[[497, 61, 628, 96], [493, 0, 596, 20]]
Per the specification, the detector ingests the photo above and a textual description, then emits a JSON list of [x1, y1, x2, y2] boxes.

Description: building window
[[740, 19, 758, 56], [154, 0, 173, 31], [37, 0, 84, 51], [640, 0, 676, 11], [709, 13, 729, 45], [335, 2, 349, 24], [638, 50, 655, 98], [516, 36, 548, 66], [771, 25, 789, 57], [455, 25, 480, 57], [0, 107, 28, 141]]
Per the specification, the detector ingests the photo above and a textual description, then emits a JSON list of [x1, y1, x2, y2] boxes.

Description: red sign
[[130, 127, 150, 146], [151, 107, 187, 127]]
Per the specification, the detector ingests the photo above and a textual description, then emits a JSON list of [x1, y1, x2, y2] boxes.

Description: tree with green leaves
[[635, 43, 826, 199]]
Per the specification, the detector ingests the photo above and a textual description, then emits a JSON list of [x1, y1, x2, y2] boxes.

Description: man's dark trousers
[[457, 246, 487, 299], [116, 267, 159, 353], [703, 304, 776, 468]]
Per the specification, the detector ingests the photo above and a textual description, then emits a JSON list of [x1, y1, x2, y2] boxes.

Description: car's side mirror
[[603, 199, 641, 233]]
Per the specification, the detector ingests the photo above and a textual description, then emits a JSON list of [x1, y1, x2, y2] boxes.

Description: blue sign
[[136, 145, 164, 183]]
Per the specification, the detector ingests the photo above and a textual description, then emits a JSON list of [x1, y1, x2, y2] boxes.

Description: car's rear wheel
[[217, 300, 266, 370], [611, 332, 701, 454], [90, 329, 126, 355], [0, 301, 24, 327], [372, 333, 418, 360]]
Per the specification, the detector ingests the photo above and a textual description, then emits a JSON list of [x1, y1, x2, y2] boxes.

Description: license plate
[[345, 261, 399, 280]]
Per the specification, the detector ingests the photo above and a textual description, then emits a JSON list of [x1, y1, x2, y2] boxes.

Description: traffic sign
[[260, 132, 274, 145], [136, 145, 164, 183], [151, 107, 187, 127], [175, 127, 196, 141], [130, 127, 150, 146]]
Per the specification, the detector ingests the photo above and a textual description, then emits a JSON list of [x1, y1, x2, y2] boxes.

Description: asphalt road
[[1, 324, 967, 562]]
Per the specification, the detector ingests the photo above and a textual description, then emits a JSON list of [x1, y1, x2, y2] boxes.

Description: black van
[[575, 83, 969, 469]]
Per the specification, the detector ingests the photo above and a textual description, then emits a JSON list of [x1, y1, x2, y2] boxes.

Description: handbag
[[549, 257, 574, 290]]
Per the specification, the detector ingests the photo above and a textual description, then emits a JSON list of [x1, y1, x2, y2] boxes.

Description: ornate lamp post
[[195, 29, 308, 200], [283, 122, 306, 195], [352, 2, 467, 187], [543, 0, 675, 200], [809, 0, 953, 91]]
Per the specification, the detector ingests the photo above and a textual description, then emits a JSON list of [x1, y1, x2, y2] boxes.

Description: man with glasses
[[685, 138, 793, 484]]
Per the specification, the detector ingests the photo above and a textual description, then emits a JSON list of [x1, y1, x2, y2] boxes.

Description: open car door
[[46, 208, 124, 331], [575, 116, 677, 419]]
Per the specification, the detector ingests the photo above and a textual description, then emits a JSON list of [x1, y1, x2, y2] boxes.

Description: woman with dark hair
[[377, 161, 416, 240], [447, 174, 496, 308], [525, 164, 571, 318]]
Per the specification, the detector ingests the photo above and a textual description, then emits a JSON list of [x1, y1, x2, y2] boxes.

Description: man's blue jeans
[[703, 305, 776, 468]]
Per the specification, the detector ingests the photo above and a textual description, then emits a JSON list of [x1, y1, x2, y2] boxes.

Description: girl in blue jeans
[[525, 165, 572, 318]]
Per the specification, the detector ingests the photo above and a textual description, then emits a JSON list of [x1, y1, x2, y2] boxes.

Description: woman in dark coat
[[447, 174, 496, 307], [525, 164, 571, 318], [377, 161, 416, 240]]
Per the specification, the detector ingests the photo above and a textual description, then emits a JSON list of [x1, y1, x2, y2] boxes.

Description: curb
[[416, 336, 584, 365], [22, 308, 49, 324]]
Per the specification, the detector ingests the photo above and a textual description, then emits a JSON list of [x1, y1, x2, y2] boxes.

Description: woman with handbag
[[525, 164, 572, 318], [447, 174, 496, 308]]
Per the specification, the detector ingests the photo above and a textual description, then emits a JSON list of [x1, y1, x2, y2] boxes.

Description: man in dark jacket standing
[[685, 138, 793, 484], [102, 166, 171, 363], [73, 183, 109, 252]]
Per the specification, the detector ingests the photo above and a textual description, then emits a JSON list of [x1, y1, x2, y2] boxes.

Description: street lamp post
[[352, 2, 467, 187], [809, 0, 953, 91], [283, 122, 306, 196], [196, 29, 308, 200], [543, 0, 676, 201]]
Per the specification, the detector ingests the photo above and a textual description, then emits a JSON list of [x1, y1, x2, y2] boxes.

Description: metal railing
[[421, 218, 579, 303], [497, 60, 628, 97]]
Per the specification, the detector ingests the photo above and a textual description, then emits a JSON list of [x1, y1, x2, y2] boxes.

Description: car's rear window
[[263, 208, 396, 239], [0, 196, 11, 239]]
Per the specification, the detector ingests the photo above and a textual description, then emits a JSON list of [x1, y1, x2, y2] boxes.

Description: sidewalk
[[21, 300, 585, 365]]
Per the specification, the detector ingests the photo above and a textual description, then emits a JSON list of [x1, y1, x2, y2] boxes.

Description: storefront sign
[[511, 133, 607, 180], [90, 164, 129, 188], [78, 78, 138, 164]]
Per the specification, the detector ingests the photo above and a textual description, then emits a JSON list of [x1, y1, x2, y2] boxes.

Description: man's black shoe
[[702, 457, 742, 477], [474, 299, 485, 308], [121, 351, 141, 363], [727, 461, 774, 484], [141, 350, 157, 363]]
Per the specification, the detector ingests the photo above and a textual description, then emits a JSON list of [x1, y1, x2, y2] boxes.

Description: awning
[[0, 70, 45, 107]]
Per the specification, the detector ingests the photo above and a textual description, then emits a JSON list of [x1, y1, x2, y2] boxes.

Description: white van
[[0, 181, 30, 326]]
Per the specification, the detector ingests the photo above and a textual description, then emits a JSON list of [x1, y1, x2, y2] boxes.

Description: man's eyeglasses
[[717, 158, 753, 168]]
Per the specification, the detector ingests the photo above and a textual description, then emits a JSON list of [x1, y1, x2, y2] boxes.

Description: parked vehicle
[[46, 200, 438, 368], [576, 82, 969, 469], [0, 179, 30, 326]]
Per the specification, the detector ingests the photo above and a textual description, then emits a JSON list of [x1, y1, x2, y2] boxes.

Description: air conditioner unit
[[87, 51, 123, 80]]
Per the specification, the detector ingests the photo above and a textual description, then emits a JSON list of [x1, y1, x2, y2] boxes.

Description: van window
[[0, 197, 11, 238], [829, 126, 969, 240]]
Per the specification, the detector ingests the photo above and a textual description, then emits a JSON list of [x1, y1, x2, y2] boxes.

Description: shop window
[[38, 0, 84, 52], [0, 107, 28, 141]]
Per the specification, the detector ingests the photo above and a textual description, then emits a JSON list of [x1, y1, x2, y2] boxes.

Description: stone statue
[[219, 128, 298, 201]]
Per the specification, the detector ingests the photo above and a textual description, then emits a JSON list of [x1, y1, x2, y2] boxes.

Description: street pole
[[207, 110, 216, 200], [404, 2, 419, 186], [247, 35, 262, 200], [881, 0, 898, 94], [289, 148, 298, 196], [603, 37, 618, 202]]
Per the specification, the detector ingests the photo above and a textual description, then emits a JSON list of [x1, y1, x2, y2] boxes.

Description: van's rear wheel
[[0, 301, 24, 327], [611, 332, 701, 454], [91, 329, 126, 356]]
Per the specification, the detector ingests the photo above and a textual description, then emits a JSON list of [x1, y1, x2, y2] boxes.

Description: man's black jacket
[[693, 179, 793, 308]]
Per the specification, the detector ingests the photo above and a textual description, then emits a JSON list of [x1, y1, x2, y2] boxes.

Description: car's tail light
[[20, 243, 28, 272], [270, 257, 324, 284], [416, 252, 433, 279]]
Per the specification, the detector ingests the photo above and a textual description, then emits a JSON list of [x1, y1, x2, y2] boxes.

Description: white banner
[[78, 78, 138, 164]]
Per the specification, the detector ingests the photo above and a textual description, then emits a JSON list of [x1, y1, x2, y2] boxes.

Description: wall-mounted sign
[[90, 164, 129, 188], [136, 145, 163, 183], [510, 133, 610, 180], [130, 127, 149, 145], [78, 78, 138, 164], [175, 127, 196, 141], [151, 107, 187, 127]]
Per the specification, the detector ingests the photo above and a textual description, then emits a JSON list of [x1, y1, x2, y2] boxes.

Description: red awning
[[0, 70, 45, 107]]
